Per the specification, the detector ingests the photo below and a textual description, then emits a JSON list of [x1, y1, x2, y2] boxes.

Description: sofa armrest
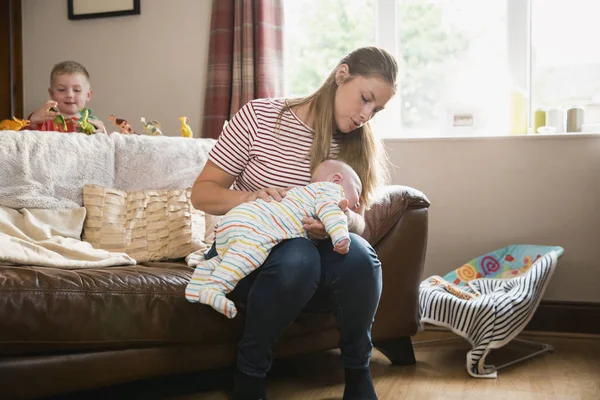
[[364, 185, 430, 340], [362, 185, 430, 246]]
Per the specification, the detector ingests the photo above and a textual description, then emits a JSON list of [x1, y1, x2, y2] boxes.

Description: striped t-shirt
[[209, 98, 339, 192]]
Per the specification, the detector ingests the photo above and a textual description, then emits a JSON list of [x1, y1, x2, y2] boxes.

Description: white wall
[[22, 0, 212, 136], [386, 134, 600, 302]]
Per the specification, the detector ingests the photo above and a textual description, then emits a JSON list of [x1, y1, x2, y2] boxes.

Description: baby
[[185, 159, 362, 318]]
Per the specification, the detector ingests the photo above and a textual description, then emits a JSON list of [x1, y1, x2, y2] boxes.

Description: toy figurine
[[77, 108, 96, 135], [179, 116, 193, 138], [0, 117, 30, 131], [140, 117, 163, 136], [108, 114, 135, 134], [49, 106, 68, 131]]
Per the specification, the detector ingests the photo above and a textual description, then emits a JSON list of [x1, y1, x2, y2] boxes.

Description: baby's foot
[[198, 287, 237, 318]]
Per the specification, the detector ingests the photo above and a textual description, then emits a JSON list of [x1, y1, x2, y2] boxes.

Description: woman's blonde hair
[[280, 46, 398, 206]]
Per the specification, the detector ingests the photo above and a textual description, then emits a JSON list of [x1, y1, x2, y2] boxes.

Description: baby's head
[[312, 159, 362, 210], [48, 61, 92, 118]]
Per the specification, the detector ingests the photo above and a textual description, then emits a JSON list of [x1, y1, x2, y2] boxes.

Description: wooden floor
[[58, 331, 600, 400]]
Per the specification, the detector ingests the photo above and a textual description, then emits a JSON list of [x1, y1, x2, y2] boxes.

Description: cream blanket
[[0, 130, 216, 210], [0, 206, 135, 268]]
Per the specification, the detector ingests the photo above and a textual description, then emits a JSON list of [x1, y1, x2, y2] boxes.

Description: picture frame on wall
[[68, 0, 141, 20]]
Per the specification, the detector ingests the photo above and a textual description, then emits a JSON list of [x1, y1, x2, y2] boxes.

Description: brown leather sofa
[[0, 185, 429, 399]]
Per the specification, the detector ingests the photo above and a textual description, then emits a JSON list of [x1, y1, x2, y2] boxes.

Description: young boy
[[27, 61, 106, 133], [184, 159, 363, 318]]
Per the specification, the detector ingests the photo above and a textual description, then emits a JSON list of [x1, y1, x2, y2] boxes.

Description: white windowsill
[[382, 132, 600, 143]]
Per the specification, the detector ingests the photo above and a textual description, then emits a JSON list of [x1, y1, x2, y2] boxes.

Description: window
[[283, 0, 376, 98], [395, 0, 511, 138], [531, 0, 600, 126], [283, 0, 600, 137]]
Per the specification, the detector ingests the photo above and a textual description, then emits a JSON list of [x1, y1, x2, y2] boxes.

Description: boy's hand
[[334, 238, 350, 254], [88, 118, 108, 134], [29, 100, 60, 126]]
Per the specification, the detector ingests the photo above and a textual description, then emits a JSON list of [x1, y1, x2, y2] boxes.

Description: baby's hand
[[29, 100, 60, 126], [338, 198, 349, 211], [333, 238, 350, 254]]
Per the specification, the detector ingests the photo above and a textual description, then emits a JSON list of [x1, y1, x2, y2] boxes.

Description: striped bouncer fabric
[[418, 245, 564, 378]]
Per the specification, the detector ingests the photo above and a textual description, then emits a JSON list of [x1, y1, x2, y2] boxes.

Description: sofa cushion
[[0, 262, 240, 356], [0, 262, 337, 357], [82, 185, 206, 262]]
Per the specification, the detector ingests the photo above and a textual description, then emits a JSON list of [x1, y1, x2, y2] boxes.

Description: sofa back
[[0, 130, 215, 209]]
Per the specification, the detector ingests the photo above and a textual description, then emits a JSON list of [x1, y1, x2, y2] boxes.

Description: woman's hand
[[244, 187, 288, 203], [303, 199, 349, 240], [302, 217, 328, 240]]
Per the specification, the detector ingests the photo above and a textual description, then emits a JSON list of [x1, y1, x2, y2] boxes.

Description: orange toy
[[108, 115, 135, 134], [0, 117, 30, 131]]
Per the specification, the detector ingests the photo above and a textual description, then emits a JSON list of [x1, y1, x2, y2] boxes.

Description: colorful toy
[[0, 117, 30, 131], [49, 106, 68, 131], [179, 116, 193, 138], [140, 117, 163, 136], [77, 108, 96, 135], [108, 114, 135, 134]]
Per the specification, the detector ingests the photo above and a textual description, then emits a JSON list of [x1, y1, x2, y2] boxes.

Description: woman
[[192, 46, 398, 400]]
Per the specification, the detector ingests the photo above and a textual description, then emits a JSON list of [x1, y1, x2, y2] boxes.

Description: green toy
[[77, 108, 96, 135], [140, 117, 163, 136], [49, 107, 68, 131]]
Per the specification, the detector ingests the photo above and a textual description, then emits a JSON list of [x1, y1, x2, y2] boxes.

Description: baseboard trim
[[525, 300, 600, 335], [422, 300, 600, 335]]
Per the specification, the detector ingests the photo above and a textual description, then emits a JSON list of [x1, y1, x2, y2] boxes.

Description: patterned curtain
[[201, 0, 284, 139]]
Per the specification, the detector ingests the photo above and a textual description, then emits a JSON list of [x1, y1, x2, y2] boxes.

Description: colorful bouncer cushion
[[443, 244, 564, 285]]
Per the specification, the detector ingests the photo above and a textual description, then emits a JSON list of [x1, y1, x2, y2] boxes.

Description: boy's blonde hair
[[50, 61, 90, 86], [280, 47, 398, 207]]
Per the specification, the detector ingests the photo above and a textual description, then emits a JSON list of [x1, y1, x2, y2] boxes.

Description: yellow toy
[[140, 117, 163, 136], [0, 117, 30, 131], [179, 116, 193, 138]]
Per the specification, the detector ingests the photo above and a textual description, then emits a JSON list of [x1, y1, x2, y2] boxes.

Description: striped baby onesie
[[184, 181, 349, 318]]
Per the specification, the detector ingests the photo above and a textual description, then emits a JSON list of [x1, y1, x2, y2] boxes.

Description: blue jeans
[[204, 234, 382, 378]]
